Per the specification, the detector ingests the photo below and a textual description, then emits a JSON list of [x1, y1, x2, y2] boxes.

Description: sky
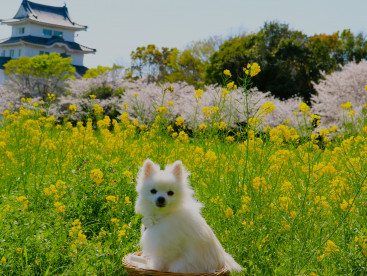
[[1, 0, 367, 69]]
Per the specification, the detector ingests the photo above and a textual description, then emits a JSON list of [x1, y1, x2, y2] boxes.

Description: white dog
[[134, 159, 243, 273]]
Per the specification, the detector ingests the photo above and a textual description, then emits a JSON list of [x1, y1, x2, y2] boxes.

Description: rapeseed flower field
[[1, 66, 367, 275]]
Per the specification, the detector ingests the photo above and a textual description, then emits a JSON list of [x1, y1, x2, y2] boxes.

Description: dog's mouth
[[155, 203, 166, 208]]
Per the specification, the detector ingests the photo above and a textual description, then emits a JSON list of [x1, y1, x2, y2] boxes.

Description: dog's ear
[[140, 159, 157, 182], [171, 160, 184, 182]]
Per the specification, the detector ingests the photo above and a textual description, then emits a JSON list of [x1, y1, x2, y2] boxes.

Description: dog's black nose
[[157, 197, 165, 204], [156, 197, 166, 207]]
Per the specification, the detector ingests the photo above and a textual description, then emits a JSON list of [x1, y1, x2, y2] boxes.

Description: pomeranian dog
[[134, 159, 243, 273]]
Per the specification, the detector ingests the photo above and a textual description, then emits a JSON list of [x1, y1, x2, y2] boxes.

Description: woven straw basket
[[122, 252, 230, 276]]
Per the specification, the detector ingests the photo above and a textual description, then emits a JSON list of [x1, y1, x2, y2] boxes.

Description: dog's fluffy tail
[[224, 252, 243, 272]]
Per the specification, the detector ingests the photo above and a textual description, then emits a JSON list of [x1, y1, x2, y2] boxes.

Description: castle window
[[43, 29, 52, 36], [0, 50, 5, 57], [53, 31, 63, 37], [10, 49, 14, 57], [18, 27, 25, 35], [18, 49, 21, 56]]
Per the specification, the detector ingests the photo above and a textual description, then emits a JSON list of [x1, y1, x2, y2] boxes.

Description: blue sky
[[1, 0, 366, 69]]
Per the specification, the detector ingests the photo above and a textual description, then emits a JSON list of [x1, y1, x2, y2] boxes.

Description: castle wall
[[11, 24, 75, 42], [0, 70, 6, 84]]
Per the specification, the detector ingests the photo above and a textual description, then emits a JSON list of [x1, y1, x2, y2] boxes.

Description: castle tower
[[0, 0, 96, 83]]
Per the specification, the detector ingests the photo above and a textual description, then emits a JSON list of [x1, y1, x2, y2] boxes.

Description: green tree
[[307, 33, 341, 73], [84, 64, 122, 79], [307, 30, 367, 74], [334, 29, 367, 64], [207, 22, 320, 101], [256, 26, 315, 100], [207, 23, 367, 101], [83, 64, 125, 99], [130, 44, 177, 83], [185, 35, 224, 64], [4, 53, 75, 98], [206, 34, 257, 87], [165, 49, 206, 87], [128, 38, 223, 87]]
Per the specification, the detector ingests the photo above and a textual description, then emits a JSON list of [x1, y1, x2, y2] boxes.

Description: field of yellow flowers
[[1, 66, 367, 275]]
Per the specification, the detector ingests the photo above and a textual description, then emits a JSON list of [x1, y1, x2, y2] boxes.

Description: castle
[[0, 0, 96, 84]]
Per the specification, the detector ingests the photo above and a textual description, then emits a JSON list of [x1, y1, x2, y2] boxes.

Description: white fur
[[135, 159, 243, 273]]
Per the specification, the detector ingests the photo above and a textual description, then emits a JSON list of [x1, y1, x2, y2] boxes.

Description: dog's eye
[[150, 189, 157, 194], [167, 191, 174, 196]]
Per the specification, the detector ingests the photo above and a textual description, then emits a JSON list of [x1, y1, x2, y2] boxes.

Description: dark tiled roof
[[0, 56, 89, 77], [3, 0, 86, 30], [73, 65, 89, 77], [0, 35, 96, 53], [0, 57, 11, 69]]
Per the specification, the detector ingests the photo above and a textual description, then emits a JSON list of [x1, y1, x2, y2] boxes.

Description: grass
[[1, 68, 367, 275]]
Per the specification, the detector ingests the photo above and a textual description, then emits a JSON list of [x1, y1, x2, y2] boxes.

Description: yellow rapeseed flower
[[123, 170, 133, 178], [93, 104, 104, 115], [298, 103, 310, 115], [90, 169, 103, 185], [167, 125, 174, 132], [214, 121, 227, 130], [156, 106, 168, 114], [224, 207, 234, 218], [175, 117, 185, 127], [226, 136, 235, 143], [340, 101, 353, 110], [68, 104, 77, 113], [111, 218, 120, 225], [223, 69, 232, 77], [347, 110, 355, 116], [221, 89, 229, 97], [211, 106, 219, 114], [325, 240, 339, 252], [244, 63, 261, 77], [227, 81, 235, 90], [125, 196, 132, 205], [195, 89, 203, 100], [47, 93, 55, 101], [106, 196, 117, 204], [54, 202, 66, 213], [259, 102, 275, 116], [202, 107, 211, 118], [198, 124, 207, 131], [329, 126, 337, 132], [167, 86, 175, 93], [177, 131, 189, 143], [248, 117, 260, 126]]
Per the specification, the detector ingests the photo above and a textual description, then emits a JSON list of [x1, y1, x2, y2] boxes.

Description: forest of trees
[[127, 21, 367, 101], [4, 21, 367, 103]]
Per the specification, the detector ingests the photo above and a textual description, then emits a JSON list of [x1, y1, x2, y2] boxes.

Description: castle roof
[[1, 0, 87, 31], [0, 57, 12, 69], [0, 35, 96, 53]]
